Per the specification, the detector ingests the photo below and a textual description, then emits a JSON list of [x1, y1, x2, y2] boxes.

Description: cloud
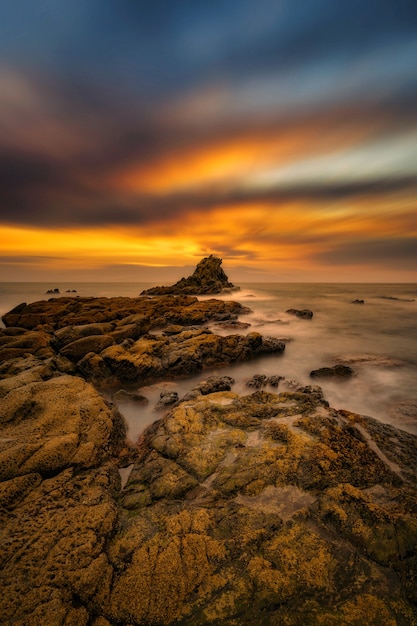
[[312, 237, 417, 267], [0, 72, 415, 230], [0, 2, 416, 283], [0, 254, 66, 263]]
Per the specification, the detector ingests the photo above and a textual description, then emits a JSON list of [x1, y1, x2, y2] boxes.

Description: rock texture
[[141, 255, 238, 295], [111, 386, 417, 625], [1, 291, 417, 625], [286, 308, 314, 319], [310, 364, 355, 379], [2, 294, 286, 389]]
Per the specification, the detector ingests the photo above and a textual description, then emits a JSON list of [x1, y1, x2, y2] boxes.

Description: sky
[[0, 0, 416, 283]]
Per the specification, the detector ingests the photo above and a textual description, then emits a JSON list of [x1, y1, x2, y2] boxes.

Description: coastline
[[1, 285, 417, 624]]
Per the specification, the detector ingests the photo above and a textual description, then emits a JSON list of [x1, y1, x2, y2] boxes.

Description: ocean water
[[1, 282, 416, 440]]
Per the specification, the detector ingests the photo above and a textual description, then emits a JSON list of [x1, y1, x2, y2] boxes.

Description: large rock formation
[[1, 294, 285, 388], [141, 255, 238, 295], [1, 292, 417, 625], [1, 366, 416, 625]]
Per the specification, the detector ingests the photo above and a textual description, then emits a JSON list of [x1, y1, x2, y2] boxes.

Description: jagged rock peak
[[141, 255, 239, 295]]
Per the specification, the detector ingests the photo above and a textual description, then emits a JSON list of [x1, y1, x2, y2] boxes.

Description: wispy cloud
[[0, 1, 416, 280]]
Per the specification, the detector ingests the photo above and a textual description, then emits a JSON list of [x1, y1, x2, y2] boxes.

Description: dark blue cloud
[[0, 0, 416, 232], [1, 0, 416, 100]]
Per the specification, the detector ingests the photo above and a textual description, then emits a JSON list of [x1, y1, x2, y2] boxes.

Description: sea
[[1, 282, 416, 442]]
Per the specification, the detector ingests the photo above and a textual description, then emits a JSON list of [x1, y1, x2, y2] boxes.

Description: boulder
[[0, 328, 54, 362], [141, 255, 239, 295], [310, 364, 355, 379], [286, 308, 314, 319], [181, 375, 235, 400], [92, 331, 285, 387], [112, 389, 149, 404], [0, 373, 126, 479], [60, 334, 115, 362], [155, 391, 179, 410], [246, 374, 268, 388], [110, 388, 417, 625], [53, 322, 114, 349]]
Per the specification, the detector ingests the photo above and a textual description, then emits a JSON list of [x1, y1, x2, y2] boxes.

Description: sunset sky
[[1, 1, 416, 282]]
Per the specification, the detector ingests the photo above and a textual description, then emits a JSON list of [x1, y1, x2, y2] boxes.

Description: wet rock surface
[[1, 293, 417, 625], [310, 364, 355, 378], [286, 308, 314, 319]]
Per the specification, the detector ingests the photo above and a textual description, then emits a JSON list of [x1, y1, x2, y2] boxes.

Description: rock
[[110, 389, 417, 625], [2, 292, 416, 624], [155, 391, 179, 410], [0, 328, 54, 362], [60, 334, 115, 362], [53, 322, 114, 349], [0, 463, 120, 625], [310, 364, 355, 378], [286, 308, 314, 319], [380, 295, 415, 302], [0, 373, 126, 479], [181, 375, 235, 400], [46, 288, 60, 294], [112, 389, 149, 404], [1, 356, 417, 624], [141, 255, 239, 295], [213, 320, 251, 330], [246, 374, 267, 388], [267, 375, 284, 387], [352, 299, 365, 304], [92, 331, 285, 387], [0, 362, 128, 624], [2, 295, 248, 332]]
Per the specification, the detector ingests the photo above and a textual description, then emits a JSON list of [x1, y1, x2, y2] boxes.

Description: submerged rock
[[141, 255, 239, 295], [286, 308, 314, 319], [310, 364, 355, 378], [155, 391, 179, 409], [113, 389, 149, 404]]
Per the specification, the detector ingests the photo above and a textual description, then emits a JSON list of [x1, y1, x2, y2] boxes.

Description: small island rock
[[141, 255, 238, 295]]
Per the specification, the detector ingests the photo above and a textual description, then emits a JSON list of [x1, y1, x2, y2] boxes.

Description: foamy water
[[1, 282, 416, 439]]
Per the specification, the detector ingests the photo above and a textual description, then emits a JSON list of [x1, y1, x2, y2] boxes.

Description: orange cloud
[[114, 107, 390, 195]]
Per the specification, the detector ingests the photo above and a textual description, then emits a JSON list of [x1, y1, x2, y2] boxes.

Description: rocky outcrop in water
[[310, 364, 355, 379], [141, 255, 238, 295], [2, 295, 287, 388], [1, 293, 417, 625], [286, 308, 314, 319]]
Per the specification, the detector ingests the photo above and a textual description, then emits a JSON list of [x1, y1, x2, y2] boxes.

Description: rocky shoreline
[[1, 278, 417, 624]]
